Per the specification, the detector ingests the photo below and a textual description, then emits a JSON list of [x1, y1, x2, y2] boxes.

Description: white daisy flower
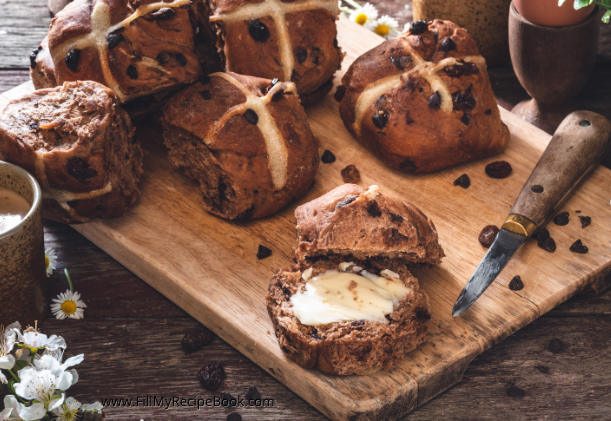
[[45, 247, 58, 277], [52, 397, 81, 421], [1, 395, 46, 421], [369, 15, 399, 38], [403, 22, 410, 33], [349, 3, 378, 26], [51, 290, 87, 320]]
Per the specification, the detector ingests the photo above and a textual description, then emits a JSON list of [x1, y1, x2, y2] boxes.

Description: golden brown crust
[[0, 81, 143, 224], [210, 0, 343, 104], [338, 20, 510, 173], [161, 72, 319, 220], [266, 260, 431, 375], [294, 184, 445, 265]]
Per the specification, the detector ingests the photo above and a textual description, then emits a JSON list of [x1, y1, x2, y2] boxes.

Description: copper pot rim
[[510, 2, 601, 31], [0, 160, 42, 239]]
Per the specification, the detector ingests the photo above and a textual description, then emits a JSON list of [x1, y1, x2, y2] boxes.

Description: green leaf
[[559, 0, 567, 5], [14, 359, 28, 370], [574, 0, 592, 9], [603, 8, 611, 23]]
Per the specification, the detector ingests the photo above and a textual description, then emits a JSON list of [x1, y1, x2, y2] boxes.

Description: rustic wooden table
[[1, 1, 611, 420]]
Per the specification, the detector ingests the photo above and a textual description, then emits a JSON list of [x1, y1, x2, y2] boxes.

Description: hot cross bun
[[161, 72, 319, 220], [337, 20, 510, 173], [210, 0, 343, 105], [30, 36, 57, 90]]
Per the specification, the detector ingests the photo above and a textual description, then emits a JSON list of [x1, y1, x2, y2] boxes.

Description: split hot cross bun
[[337, 20, 510, 173], [161, 72, 319, 220], [210, 0, 343, 105]]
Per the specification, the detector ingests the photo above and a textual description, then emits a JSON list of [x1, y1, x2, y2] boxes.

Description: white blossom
[[0, 395, 46, 421]]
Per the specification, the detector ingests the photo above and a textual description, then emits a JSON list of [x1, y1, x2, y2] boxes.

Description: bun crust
[[338, 20, 510, 173], [30, 37, 57, 90], [0, 81, 143, 224]]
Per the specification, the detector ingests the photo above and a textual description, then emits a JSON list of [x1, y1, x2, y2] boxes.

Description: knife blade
[[452, 110, 611, 317]]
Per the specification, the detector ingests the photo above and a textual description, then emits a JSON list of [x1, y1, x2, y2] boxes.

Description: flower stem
[[342, 0, 363, 10], [8, 369, 19, 382], [64, 269, 74, 292]]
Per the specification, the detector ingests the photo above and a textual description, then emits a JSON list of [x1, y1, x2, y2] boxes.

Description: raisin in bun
[[161, 72, 319, 220], [47, 0, 220, 107], [294, 184, 445, 265], [0, 81, 143, 224], [210, 0, 343, 105], [337, 20, 510, 173], [30, 37, 57, 90]]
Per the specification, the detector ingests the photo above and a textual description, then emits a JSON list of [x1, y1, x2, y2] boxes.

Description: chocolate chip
[[220, 392, 236, 407], [295, 46, 308, 64], [399, 157, 417, 172], [256, 245, 272, 259], [440, 37, 456, 52], [538, 236, 556, 253], [29, 122, 39, 131], [453, 174, 470, 188], [197, 362, 225, 391], [175, 53, 187, 67], [244, 109, 258, 125], [509, 275, 524, 291], [30, 49, 39, 69], [452, 86, 476, 111], [107, 33, 123, 49], [485, 161, 512, 179], [569, 239, 588, 254], [227, 412, 242, 421], [245, 385, 261, 402], [341, 164, 360, 183], [428, 91, 441, 109], [485, 109, 492, 115], [367, 201, 382, 217], [535, 365, 549, 374], [127, 65, 138, 79], [390, 213, 403, 223], [321, 150, 336, 163], [537, 228, 550, 242], [67, 157, 97, 180], [249, 19, 270, 42], [578, 215, 591, 228], [181, 328, 214, 353], [150, 7, 175, 20], [389, 55, 412, 70], [548, 338, 564, 354], [410, 20, 428, 35], [507, 386, 526, 397], [443, 62, 479, 78], [478, 225, 499, 248], [461, 113, 471, 126], [336, 195, 358, 210], [553, 211, 569, 226], [334, 85, 346, 102], [64, 48, 80, 72], [200, 90, 212, 100], [372, 110, 389, 129]]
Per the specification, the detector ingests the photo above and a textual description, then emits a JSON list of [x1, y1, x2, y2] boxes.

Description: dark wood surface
[[1, 1, 611, 419]]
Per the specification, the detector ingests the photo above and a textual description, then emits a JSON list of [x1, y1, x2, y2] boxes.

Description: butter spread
[[291, 262, 411, 326]]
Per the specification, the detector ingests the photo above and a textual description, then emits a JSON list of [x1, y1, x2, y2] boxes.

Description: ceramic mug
[[0, 160, 47, 327]]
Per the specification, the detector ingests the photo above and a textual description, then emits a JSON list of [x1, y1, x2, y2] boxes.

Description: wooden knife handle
[[510, 111, 611, 227]]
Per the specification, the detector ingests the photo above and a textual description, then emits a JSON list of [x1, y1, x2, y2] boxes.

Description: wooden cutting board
[[2, 16, 611, 421]]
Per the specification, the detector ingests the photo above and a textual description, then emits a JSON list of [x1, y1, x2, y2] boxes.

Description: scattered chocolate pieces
[[553, 211, 569, 226], [535, 365, 549, 374], [506, 386, 526, 397], [243, 109, 258, 125], [341, 165, 361, 183], [220, 392, 236, 407], [578, 215, 591, 228], [334, 85, 346, 102], [478, 225, 499, 248], [575, 210, 581, 213], [536, 228, 556, 252], [548, 338, 564, 354], [245, 385, 262, 402], [453, 174, 470, 188], [485, 161, 512, 179], [569, 239, 588, 254], [197, 362, 225, 391], [537, 228, 550, 242], [227, 413, 242, 421], [181, 327, 214, 353], [256, 245, 272, 260], [509, 275, 524, 291], [321, 150, 336, 164]]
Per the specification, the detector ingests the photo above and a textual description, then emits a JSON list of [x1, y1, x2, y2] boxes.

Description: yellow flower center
[[45, 256, 49, 268], [375, 24, 389, 36], [355, 13, 367, 25], [61, 301, 77, 315]]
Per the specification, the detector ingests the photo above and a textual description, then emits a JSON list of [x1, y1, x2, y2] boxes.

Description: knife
[[452, 110, 611, 317]]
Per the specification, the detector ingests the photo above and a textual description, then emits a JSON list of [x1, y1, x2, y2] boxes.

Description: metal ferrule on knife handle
[[501, 214, 537, 237]]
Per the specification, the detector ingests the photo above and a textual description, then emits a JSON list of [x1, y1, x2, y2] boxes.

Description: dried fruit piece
[[107, 33, 123, 49], [537, 228, 550, 242], [127, 65, 138, 80], [367, 201, 382, 217], [29, 122, 39, 131], [569, 239, 588, 254], [538, 236, 556, 253], [197, 362, 225, 391], [336, 195, 358, 210], [389, 55, 412, 70], [460, 113, 471, 126], [509, 275, 524, 291], [30, 47, 41, 69], [410, 20, 428, 34], [535, 365, 549, 374], [452, 87, 476, 111], [67, 157, 97, 180], [440, 37, 456, 52], [248, 19, 270, 42], [485, 161, 512, 179], [181, 327, 213, 353], [443, 62, 479, 77], [256, 245, 272, 259], [548, 338, 564, 354], [578, 215, 591, 228], [245, 385, 262, 402], [65, 48, 80, 71], [295, 46, 308, 64], [428, 91, 441, 109], [220, 392, 236, 407], [227, 413, 242, 421], [478, 225, 499, 248], [372, 110, 389, 129], [553, 211, 569, 226], [341, 165, 360, 183], [200, 90, 212, 100], [334, 85, 346, 102], [453, 174, 470, 188], [243, 109, 258, 125], [321, 150, 336, 164]]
